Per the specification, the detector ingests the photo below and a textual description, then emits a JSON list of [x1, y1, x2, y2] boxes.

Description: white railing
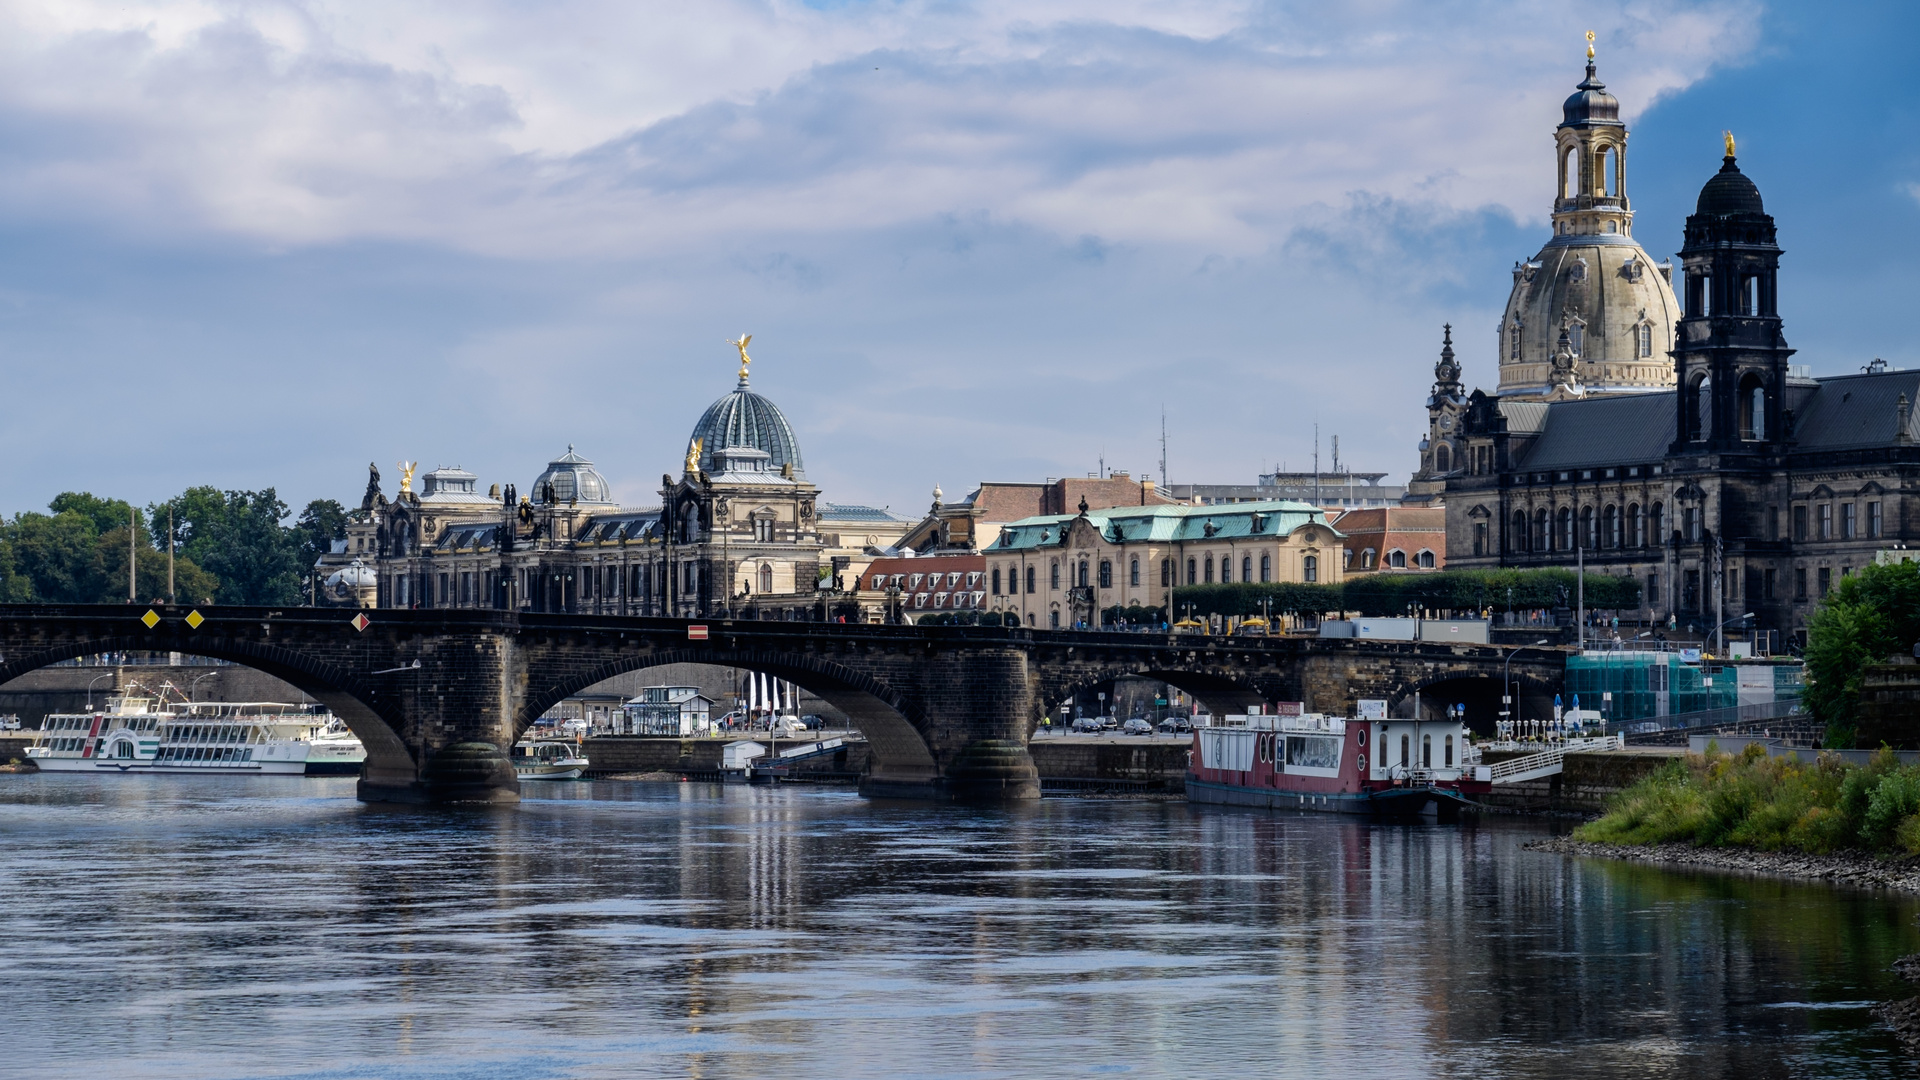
[[1483, 747, 1566, 784]]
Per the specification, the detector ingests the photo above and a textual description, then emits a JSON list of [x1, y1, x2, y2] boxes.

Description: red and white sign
[[687, 625, 709, 641], [1273, 701, 1305, 716], [350, 613, 371, 632]]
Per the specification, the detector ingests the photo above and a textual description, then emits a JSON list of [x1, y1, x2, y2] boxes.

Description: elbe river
[[1, 776, 1916, 1079]]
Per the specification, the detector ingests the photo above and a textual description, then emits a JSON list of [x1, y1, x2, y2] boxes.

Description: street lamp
[[189, 671, 219, 702], [1502, 639, 1550, 743], [85, 673, 112, 710], [1710, 613, 1754, 656]]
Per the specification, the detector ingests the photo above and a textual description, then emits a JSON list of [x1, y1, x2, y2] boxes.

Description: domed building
[[1493, 54, 1681, 400]]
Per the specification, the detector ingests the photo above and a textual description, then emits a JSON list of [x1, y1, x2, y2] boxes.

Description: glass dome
[[531, 445, 616, 505], [689, 372, 805, 479]]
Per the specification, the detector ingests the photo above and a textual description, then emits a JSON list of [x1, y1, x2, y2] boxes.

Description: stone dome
[[531, 446, 616, 505], [689, 373, 805, 479], [1497, 236, 1680, 397], [1696, 156, 1765, 216]]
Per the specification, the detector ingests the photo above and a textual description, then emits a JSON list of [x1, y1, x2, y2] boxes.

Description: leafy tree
[[1806, 560, 1920, 749], [91, 525, 220, 605], [153, 487, 302, 605], [291, 499, 350, 574], [48, 492, 142, 537], [6, 509, 102, 602]]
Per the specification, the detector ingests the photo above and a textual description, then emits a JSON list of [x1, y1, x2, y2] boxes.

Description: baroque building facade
[[319, 354, 879, 621], [1437, 130, 1920, 649]]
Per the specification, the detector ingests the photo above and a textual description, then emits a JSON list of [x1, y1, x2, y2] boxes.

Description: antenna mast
[[1159, 408, 1168, 496], [1313, 423, 1321, 507]]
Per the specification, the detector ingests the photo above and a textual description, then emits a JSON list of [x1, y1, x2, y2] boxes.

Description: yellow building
[[985, 500, 1345, 628]]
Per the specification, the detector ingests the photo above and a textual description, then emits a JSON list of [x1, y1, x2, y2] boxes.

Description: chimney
[[1140, 478, 1154, 504]]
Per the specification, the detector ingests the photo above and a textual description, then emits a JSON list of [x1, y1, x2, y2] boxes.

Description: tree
[[291, 499, 350, 576], [1806, 560, 1920, 749], [153, 487, 302, 605], [6, 509, 103, 602]]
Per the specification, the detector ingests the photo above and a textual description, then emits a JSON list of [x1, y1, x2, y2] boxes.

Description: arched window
[[1161, 559, 1172, 587], [1650, 502, 1665, 545], [1186, 558, 1197, 585], [1533, 509, 1549, 552], [1204, 555, 1214, 583], [1050, 561, 1060, 589], [1603, 505, 1619, 549], [1690, 374, 1712, 441], [1098, 560, 1112, 588], [1303, 555, 1318, 583], [1739, 374, 1766, 440], [1639, 323, 1653, 358], [1599, 146, 1618, 196], [1563, 146, 1579, 198], [1627, 503, 1642, 548], [1388, 549, 1406, 569], [1241, 555, 1252, 582], [1434, 443, 1451, 473], [991, 567, 1002, 595], [1130, 558, 1140, 586], [758, 563, 773, 593], [1026, 565, 1036, 594], [1580, 506, 1596, 549], [1556, 507, 1573, 551], [1219, 556, 1231, 583], [1260, 553, 1271, 582], [1512, 510, 1529, 553], [1077, 560, 1089, 588]]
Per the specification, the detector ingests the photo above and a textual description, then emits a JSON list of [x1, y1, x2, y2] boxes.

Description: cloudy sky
[[2, 0, 1916, 518]]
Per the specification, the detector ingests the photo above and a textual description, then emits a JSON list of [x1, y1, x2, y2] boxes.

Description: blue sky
[[0, 0, 1914, 518]]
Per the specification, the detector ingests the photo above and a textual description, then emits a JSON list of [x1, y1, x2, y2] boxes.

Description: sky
[[1, 0, 1916, 520]]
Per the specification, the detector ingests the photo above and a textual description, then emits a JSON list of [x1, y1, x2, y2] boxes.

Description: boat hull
[[1187, 776, 1472, 818], [514, 765, 585, 781], [28, 756, 309, 776]]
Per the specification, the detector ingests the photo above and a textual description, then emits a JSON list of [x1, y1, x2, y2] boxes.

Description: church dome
[[689, 373, 805, 479], [531, 446, 616, 505], [1696, 156, 1764, 216], [1561, 64, 1622, 128]]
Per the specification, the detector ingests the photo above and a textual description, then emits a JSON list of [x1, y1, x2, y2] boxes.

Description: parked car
[[1120, 718, 1154, 736], [1157, 717, 1193, 735], [1070, 717, 1106, 733], [799, 714, 831, 730]]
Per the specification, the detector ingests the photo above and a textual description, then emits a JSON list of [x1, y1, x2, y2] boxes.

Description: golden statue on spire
[[726, 334, 752, 382], [1724, 130, 1736, 157], [1586, 30, 1595, 60], [397, 461, 417, 495]]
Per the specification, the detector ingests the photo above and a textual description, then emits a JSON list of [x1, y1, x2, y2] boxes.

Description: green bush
[[1576, 743, 1920, 854], [1804, 561, 1920, 749]]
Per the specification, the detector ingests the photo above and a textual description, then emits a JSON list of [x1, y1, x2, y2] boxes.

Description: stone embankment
[[1527, 835, 1920, 893]]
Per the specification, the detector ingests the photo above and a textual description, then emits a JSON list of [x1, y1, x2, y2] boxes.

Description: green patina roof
[[990, 500, 1342, 552]]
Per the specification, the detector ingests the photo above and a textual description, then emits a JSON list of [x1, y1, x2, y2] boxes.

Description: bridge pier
[[357, 742, 522, 805], [860, 646, 1040, 803]]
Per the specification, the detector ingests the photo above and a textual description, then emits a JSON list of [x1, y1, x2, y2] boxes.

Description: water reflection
[[0, 774, 1915, 1079]]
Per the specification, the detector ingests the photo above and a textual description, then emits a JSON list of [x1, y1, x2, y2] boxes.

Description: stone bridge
[[0, 605, 1567, 804]]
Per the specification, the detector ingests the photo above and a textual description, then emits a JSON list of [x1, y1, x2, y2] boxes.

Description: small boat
[[1187, 710, 1509, 817], [510, 739, 589, 781], [303, 717, 367, 776]]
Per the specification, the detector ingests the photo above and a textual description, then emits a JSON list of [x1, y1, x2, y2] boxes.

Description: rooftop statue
[[397, 461, 417, 495], [726, 334, 752, 383]]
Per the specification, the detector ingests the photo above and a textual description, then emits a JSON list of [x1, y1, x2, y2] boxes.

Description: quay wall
[[1476, 749, 1678, 813], [1029, 738, 1190, 792]]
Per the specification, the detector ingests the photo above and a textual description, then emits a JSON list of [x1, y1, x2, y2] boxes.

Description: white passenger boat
[[510, 739, 589, 781], [303, 717, 368, 776], [26, 695, 348, 776]]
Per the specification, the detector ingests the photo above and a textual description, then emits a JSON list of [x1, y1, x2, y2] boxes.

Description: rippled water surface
[[2, 775, 1918, 1079]]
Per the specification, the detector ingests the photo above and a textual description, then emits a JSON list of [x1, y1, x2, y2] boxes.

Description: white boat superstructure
[[26, 694, 352, 776], [511, 739, 589, 781]]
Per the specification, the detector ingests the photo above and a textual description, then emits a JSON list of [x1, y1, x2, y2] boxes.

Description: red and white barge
[[1187, 710, 1500, 817]]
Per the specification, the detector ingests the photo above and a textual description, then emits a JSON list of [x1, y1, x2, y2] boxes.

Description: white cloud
[[0, 1, 1759, 255]]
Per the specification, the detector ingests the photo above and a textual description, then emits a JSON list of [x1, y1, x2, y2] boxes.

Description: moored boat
[[1187, 709, 1498, 817], [510, 739, 589, 781], [26, 696, 343, 776]]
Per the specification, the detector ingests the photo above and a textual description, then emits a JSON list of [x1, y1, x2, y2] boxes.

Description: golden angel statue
[[397, 461, 418, 495], [727, 334, 752, 381], [685, 437, 703, 477]]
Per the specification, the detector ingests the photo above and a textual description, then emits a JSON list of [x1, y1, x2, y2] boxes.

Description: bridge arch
[[0, 637, 415, 784], [1038, 665, 1281, 730], [521, 646, 938, 780]]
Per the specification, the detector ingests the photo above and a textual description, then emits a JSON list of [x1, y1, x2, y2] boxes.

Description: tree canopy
[[1805, 559, 1920, 749]]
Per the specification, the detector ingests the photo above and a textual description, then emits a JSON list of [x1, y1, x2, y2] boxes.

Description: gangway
[[1473, 737, 1623, 786]]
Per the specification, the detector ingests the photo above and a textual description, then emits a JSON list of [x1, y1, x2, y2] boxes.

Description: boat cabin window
[[1399, 735, 1409, 767], [1422, 734, 1432, 768], [1444, 735, 1454, 768]]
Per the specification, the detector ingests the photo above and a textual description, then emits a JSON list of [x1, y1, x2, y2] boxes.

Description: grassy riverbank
[[1575, 744, 1920, 855]]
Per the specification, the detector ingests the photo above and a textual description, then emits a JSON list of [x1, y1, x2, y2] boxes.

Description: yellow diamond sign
[[185, 610, 205, 629], [140, 609, 160, 629]]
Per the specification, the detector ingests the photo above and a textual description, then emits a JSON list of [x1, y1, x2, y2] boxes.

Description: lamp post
[[86, 673, 112, 710], [1502, 639, 1550, 744], [1708, 612, 1754, 656], [189, 671, 218, 702]]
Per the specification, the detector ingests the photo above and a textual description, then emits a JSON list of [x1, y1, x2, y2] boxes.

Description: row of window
[[1346, 549, 1436, 570], [157, 746, 256, 763], [1507, 502, 1667, 554], [986, 551, 1306, 595]]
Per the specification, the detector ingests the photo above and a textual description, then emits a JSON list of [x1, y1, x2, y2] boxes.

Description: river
[[1, 775, 1915, 1079]]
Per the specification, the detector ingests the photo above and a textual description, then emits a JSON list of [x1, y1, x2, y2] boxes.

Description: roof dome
[[326, 560, 377, 588], [1561, 63, 1622, 128], [1696, 156, 1764, 216], [689, 372, 805, 480], [531, 445, 616, 505]]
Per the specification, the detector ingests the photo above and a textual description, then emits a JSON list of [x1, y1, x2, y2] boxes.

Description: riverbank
[[1528, 834, 1920, 893]]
